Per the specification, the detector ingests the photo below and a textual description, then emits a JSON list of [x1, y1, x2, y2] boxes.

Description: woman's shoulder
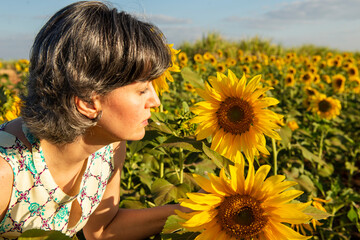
[[0, 118, 32, 150]]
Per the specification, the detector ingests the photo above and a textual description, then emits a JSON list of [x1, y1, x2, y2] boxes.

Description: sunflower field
[[1, 34, 359, 240]]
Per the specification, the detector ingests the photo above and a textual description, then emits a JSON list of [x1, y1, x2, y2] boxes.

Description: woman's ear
[[74, 95, 102, 119]]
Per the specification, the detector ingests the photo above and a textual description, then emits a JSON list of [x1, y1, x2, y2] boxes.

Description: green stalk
[[318, 128, 326, 159], [159, 155, 164, 178], [271, 138, 278, 175], [179, 147, 184, 184]]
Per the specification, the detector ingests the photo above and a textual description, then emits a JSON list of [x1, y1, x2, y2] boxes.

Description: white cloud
[[224, 0, 360, 29]]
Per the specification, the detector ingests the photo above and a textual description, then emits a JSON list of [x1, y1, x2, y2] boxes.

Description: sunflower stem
[[271, 138, 278, 175], [179, 147, 184, 184], [159, 155, 164, 178], [318, 127, 326, 160]]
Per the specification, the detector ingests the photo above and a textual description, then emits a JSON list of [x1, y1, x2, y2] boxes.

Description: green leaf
[[295, 175, 316, 193], [159, 136, 202, 152], [279, 126, 292, 148], [294, 144, 325, 165], [182, 101, 190, 113], [347, 205, 358, 223], [19, 229, 72, 240], [180, 67, 204, 89], [161, 232, 200, 240], [317, 163, 334, 177], [151, 179, 190, 205], [162, 215, 186, 234], [202, 143, 233, 170], [303, 205, 333, 221]]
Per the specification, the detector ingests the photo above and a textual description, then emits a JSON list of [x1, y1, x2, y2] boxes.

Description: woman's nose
[[148, 82, 161, 108]]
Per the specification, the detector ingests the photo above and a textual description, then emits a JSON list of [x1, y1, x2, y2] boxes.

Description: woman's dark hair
[[21, 1, 171, 144]]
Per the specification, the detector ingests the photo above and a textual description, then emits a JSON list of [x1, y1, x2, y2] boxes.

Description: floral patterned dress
[[0, 121, 114, 239]]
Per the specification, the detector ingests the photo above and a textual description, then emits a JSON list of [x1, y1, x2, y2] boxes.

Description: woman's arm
[[0, 157, 13, 222], [82, 141, 183, 240]]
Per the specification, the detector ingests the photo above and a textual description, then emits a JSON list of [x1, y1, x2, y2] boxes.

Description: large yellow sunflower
[[176, 160, 312, 240], [152, 44, 181, 95], [190, 70, 282, 162], [310, 94, 341, 120]]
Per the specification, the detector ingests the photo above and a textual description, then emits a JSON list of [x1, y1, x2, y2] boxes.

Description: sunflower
[[152, 44, 180, 95], [287, 66, 296, 75], [176, 160, 312, 240], [0, 95, 21, 123], [284, 74, 296, 87], [347, 64, 358, 77], [310, 94, 341, 120], [304, 87, 319, 97], [190, 70, 281, 162], [350, 76, 360, 93], [332, 74, 346, 93], [287, 120, 299, 131], [241, 65, 250, 75], [253, 63, 262, 72], [194, 54, 204, 63], [216, 62, 227, 73], [300, 72, 313, 85], [225, 58, 237, 67]]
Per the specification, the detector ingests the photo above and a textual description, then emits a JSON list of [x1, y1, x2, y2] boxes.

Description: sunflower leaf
[[162, 215, 187, 234], [18, 229, 72, 239], [180, 67, 205, 89], [202, 143, 233, 171], [161, 231, 200, 240], [303, 205, 333, 220], [151, 179, 190, 205], [159, 136, 202, 152]]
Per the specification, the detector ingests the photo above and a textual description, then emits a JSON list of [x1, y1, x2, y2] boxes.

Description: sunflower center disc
[[218, 195, 267, 239], [318, 100, 332, 112], [217, 98, 254, 134], [335, 79, 343, 88]]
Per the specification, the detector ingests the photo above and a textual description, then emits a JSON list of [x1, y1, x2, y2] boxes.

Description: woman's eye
[[140, 88, 149, 94]]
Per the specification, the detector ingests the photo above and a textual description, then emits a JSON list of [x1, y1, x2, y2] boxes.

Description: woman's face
[[93, 80, 160, 142]]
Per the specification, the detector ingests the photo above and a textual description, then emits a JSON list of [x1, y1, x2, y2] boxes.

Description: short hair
[[21, 1, 171, 144]]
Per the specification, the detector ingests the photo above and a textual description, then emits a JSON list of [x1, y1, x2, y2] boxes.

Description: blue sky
[[1, 0, 360, 60]]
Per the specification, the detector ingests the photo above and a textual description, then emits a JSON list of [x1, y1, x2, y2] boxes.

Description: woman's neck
[[39, 132, 110, 196]]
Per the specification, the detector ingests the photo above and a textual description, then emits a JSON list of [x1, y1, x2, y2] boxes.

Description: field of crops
[[1, 35, 359, 239]]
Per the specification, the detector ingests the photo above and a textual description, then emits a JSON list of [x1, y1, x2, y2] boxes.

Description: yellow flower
[[287, 120, 299, 131], [225, 57, 237, 67], [310, 94, 341, 120], [190, 70, 281, 162], [177, 160, 312, 240], [152, 44, 180, 95], [217, 49, 224, 58], [322, 74, 331, 84], [347, 64, 358, 77], [1, 95, 21, 123], [209, 55, 217, 66], [253, 63, 262, 72], [241, 65, 250, 75], [203, 52, 212, 60], [300, 72, 313, 85], [184, 82, 196, 93], [194, 54, 204, 63], [284, 74, 296, 87], [304, 87, 319, 97], [216, 62, 226, 73], [287, 66, 296, 75], [350, 76, 360, 93], [332, 74, 346, 93]]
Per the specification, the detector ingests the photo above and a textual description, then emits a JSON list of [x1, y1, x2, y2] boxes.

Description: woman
[[0, 1, 186, 239]]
